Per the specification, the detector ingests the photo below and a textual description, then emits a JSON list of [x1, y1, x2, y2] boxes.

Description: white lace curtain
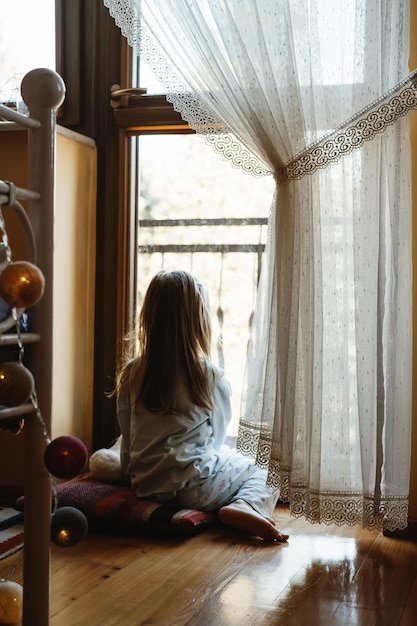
[[104, 0, 416, 531]]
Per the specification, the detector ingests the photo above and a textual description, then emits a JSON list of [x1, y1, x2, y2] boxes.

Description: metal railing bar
[[0, 333, 41, 346], [138, 243, 265, 253], [139, 217, 268, 227], [0, 104, 41, 130], [0, 180, 40, 203], [0, 403, 36, 420]]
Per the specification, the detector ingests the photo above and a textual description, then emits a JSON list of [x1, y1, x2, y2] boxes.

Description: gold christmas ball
[[0, 579, 23, 624], [0, 261, 45, 308], [0, 362, 35, 407]]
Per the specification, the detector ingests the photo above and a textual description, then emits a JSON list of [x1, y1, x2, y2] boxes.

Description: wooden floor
[[1, 504, 417, 626]]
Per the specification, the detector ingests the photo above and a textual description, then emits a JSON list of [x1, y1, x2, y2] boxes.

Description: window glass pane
[[0, 1, 55, 108], [138, 58, 164, 95], [136, 134, 275, 436]]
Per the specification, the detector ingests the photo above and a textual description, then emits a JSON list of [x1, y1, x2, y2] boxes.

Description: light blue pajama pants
[[172, 446, 280, 518]]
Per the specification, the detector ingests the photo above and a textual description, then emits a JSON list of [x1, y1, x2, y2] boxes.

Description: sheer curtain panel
[[104, 0, 416, 531]]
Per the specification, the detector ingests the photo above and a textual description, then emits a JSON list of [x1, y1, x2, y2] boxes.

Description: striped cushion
[[17, 474, 217, 536]]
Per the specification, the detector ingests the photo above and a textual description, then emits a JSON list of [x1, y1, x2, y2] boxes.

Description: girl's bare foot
[[218, 499, 289, 542]]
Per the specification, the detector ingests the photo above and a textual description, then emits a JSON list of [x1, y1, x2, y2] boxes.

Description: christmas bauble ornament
[[44, 435, 88, 479], [0, 579, 23, 624], [0, 260, 45, 308], [51, 506, 88, 547], [0, 361, 34, 407]]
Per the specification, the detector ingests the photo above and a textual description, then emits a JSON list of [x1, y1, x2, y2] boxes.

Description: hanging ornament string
[[0, 197, 88, 577], [0, 186, 38, 335], [29, 390, 51, 447], [11, 308, 24, 364], [0, 181, 37, 267], [0, 208, 12, 265], [4, 549, 24, 585], [8, 273, 59, 520], [29, 390, 59, 515], [0, 208, 52, 593]]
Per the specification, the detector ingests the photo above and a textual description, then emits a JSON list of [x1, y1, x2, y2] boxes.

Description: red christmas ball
[[0, 260, 45, 308], [0, 361, 34, 406], [44, 435, 88, 479]]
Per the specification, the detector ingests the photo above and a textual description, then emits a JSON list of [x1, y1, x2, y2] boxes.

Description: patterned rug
[[0, 507, 24, 560]]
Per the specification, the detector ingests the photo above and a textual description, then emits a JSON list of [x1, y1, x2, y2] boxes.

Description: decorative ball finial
[[21, 68, 66, 111]]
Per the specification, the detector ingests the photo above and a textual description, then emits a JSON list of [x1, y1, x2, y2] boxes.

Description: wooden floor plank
[[399, 567, 417, 626], [1, 505, 417, 625]]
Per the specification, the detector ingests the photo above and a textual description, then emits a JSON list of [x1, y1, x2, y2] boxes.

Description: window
[[0, 1, 55, 107], [135, 133, 274, 435], [101, 51, 273, 435]]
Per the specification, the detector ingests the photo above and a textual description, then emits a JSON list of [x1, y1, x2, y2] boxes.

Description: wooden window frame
[[56, 0, 130, 448]]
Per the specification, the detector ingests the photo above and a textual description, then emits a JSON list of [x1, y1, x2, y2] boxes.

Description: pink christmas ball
[[44, 435, 88, 479]]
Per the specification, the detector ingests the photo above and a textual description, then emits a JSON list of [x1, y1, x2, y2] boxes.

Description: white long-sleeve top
[[117, 369, 232, 500]]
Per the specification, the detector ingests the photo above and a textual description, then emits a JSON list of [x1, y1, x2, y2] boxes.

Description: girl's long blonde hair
[[117, 270, 214, 412]]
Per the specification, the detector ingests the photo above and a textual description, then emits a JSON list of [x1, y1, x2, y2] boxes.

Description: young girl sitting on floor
[[103, 269, 288, 542]]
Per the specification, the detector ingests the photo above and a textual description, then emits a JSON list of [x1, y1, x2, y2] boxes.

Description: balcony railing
[[139, 216, 268, 274]]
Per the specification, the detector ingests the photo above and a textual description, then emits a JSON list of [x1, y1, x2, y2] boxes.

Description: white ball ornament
[[0, 579, 23, 624]]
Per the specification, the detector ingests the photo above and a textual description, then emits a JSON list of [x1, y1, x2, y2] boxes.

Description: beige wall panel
[[0, 126, 96, 495]]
